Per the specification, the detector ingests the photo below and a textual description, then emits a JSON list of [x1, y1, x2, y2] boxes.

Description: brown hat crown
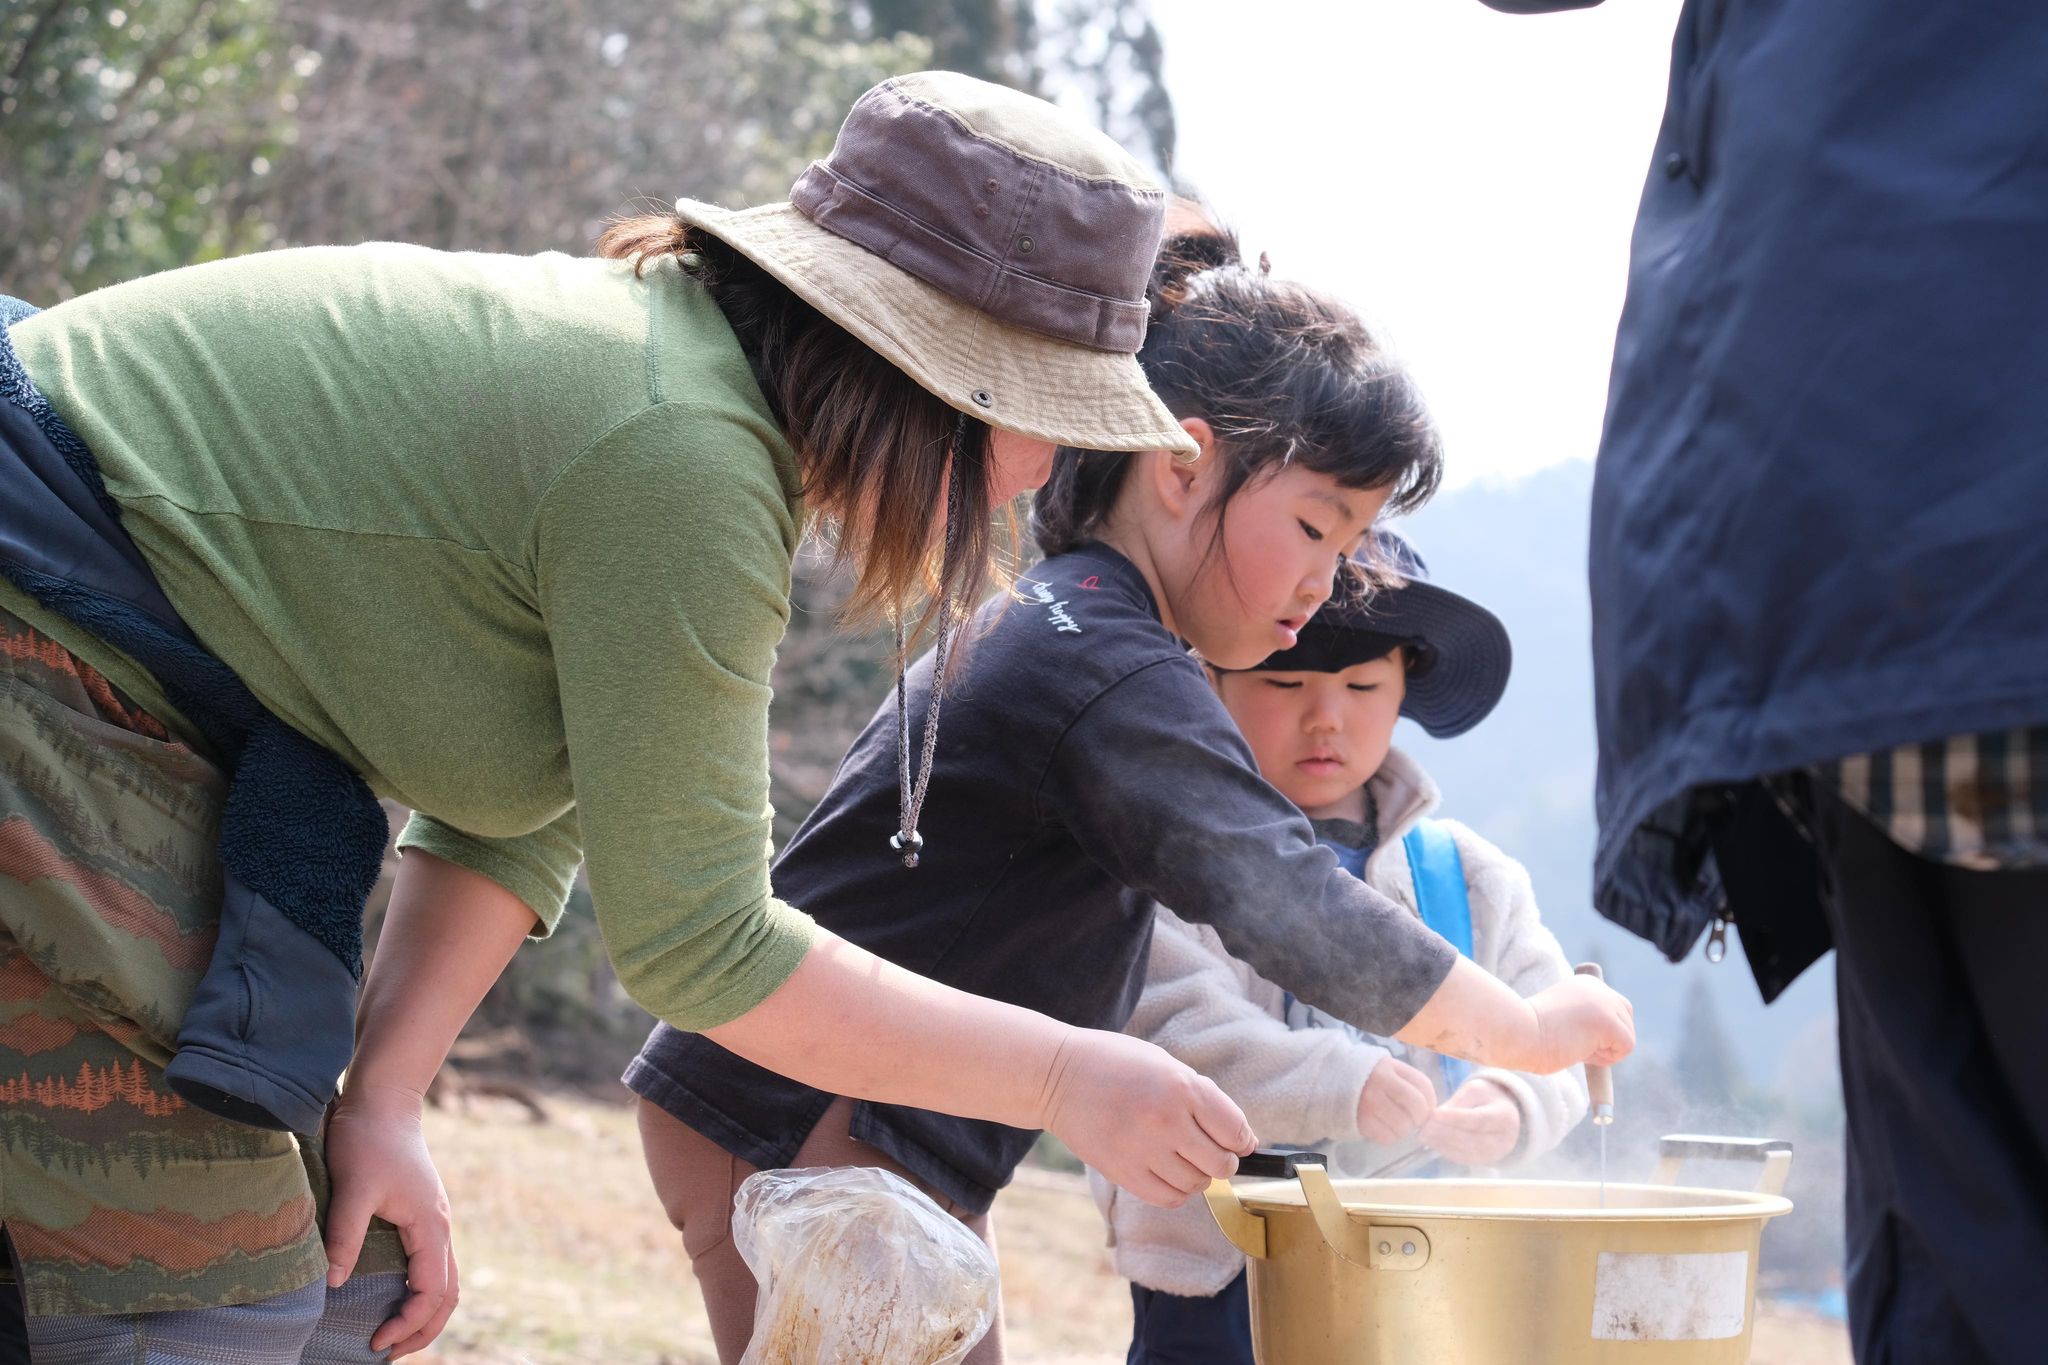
[[789, 71, 1166, 355]]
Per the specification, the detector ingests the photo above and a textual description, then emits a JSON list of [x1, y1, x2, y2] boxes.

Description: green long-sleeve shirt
[[3, 242, 818, 1030]]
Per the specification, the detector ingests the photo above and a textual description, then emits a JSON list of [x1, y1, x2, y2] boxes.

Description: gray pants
[[21, 1274, 408, 1365]]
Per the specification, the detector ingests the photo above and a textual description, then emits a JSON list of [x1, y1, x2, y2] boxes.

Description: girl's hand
[[1419, 1077, 1522, 1166], [1522, 974, 1635, 1073], [1039, 1028, 1256, 1209], [323, 1085, 459, 1359], [1398, 958, 1633, 1076], [1355, 1054, 1436, 1145]]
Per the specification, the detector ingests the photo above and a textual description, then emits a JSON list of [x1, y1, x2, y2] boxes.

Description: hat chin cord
[[889, 415, 969, 868]]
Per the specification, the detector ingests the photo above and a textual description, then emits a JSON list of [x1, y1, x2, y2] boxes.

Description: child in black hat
[[1094, 529, 1590, 1365]]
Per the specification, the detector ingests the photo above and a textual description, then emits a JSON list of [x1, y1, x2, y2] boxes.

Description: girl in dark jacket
[[628, 228, 1636, 1364]]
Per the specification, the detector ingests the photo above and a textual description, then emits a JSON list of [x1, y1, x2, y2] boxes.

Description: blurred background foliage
[[0, 0, 1172, 299]]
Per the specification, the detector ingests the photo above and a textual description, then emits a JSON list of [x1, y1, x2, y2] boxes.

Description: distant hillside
[[1396, 460, 1838, 1094]]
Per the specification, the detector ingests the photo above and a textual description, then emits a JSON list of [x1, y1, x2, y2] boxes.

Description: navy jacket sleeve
[[1038, 656, 1458, 1037]]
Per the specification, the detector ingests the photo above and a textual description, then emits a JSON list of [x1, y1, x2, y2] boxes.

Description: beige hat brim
[[674, 198, 1197, 456]]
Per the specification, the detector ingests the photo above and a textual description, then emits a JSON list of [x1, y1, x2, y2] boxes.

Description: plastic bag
[[734, 1166, 999, 1365]]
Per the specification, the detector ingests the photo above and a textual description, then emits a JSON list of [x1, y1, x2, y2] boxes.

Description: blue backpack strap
[[1402, 818, 1475, 1090]]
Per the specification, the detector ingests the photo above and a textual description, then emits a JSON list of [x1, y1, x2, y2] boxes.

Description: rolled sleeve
[[397, 807, 582, 936], [531, 403, 816, 1031]]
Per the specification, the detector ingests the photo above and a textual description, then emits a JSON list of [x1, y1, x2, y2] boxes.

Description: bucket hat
[[1239, 527, 1513, 739], [675, 70, 1197, 456]]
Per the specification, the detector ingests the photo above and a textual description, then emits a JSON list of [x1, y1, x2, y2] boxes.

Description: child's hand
[[1356, 1053, 1436, 1145], [1523, 974, 1635, 1073], [1420, 1077, 1521, 1166]]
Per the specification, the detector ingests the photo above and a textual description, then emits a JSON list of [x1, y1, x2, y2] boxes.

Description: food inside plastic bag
[[735, 1166, 1000, 1365]]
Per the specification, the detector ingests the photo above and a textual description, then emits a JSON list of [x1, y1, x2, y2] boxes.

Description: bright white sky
[[1155, 0, 1684, 488]]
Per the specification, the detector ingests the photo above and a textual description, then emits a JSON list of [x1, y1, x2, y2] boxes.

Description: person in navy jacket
[[1492, 3, 2048, 1360]]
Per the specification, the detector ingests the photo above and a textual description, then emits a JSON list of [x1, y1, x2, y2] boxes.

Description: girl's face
[[987, 429, 1059, 506], [1167, 458, 1389, 669], [1215, 654, 1407, 817]]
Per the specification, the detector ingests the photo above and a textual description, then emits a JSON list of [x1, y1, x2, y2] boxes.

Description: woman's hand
[[706, 934, 1256, 1208], [1037, 1028, 1256, 1209], [1419, 1077, 1522, 1166], [1355, 1054, 1436, 1146], [322, 1085, 458, 1358], [336, 850, 536, 1358]]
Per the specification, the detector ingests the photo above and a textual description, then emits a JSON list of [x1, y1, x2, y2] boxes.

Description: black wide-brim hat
[[1241, 528, 1511, 739]]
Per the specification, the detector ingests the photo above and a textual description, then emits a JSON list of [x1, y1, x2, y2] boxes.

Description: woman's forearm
[[703, 929, 1074, 1131], [347, 850, 540, 1109]]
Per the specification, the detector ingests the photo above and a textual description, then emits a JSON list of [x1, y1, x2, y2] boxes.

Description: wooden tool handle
[[1574, 962, 1616, 1123]]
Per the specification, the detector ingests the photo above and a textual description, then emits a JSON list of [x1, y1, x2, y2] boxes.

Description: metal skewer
[[1576, 962, 1616, 1209], [1363, 1146, 1437, 1181]]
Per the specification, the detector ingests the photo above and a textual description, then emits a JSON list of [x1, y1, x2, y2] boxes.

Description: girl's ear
[[1153, 416, 1216, 521]]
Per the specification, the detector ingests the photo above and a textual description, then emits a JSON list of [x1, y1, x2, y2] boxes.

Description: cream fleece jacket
[[1090, 746, 1589, 1296]]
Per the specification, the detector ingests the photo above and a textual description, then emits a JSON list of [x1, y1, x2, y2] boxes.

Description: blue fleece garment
[[0, 299, 380, 1135]]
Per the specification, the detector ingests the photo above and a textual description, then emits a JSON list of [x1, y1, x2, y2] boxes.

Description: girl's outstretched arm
[[1395, 957, 1634, 1075], [1038, 660, 1635, 1073]]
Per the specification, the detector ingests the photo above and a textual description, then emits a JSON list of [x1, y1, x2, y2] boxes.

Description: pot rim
[[1232, 1176, 1794, 1223]]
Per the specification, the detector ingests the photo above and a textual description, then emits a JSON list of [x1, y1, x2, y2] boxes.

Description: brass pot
[[1204, 1136, 1793, 1364]]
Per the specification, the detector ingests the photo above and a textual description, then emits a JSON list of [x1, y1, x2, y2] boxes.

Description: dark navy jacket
[[627, 545, 1458, 1214], [1511, 2, 2048, 996]]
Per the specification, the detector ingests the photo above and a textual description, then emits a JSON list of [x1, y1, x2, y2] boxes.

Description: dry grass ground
[[409, 1092, 1849, 1365]]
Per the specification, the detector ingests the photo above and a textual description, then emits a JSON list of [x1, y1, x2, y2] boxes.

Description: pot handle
[[1203, 1149, 1325, 1260], [1233, 1150, 1327, 1180], [1650, 1134, 1794, 1196], [1206, 1150, 1433, 1271]]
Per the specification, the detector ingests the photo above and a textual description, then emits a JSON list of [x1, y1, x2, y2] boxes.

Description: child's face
[[1216, 653, 1407, 816], [1167, 463, 1387, 670]]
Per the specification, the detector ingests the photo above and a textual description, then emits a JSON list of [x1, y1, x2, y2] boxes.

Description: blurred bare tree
[[1037, 0, 1173, 177], [0, 0, 306, 298], [263, 0, 928, 257], [859, 0, 1039, 89], [1, 0, 928, 299], [1, 0, 1174, 301]]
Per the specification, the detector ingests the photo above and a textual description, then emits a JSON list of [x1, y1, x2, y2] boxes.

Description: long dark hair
[[599, 213, 995, 630], [1030, 224, 1442, 574]]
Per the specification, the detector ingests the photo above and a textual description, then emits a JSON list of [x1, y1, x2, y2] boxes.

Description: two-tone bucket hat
[[675, 71, 1198, 456], [1239, 528, 1513, 739]]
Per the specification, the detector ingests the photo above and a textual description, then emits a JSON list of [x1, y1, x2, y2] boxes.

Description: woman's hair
[[1030, 219, 1442, 578], [598, 213, 995, 629]]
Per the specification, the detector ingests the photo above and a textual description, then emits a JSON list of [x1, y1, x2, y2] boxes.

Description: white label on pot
[[1590, 1251, 1750, 1341]]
